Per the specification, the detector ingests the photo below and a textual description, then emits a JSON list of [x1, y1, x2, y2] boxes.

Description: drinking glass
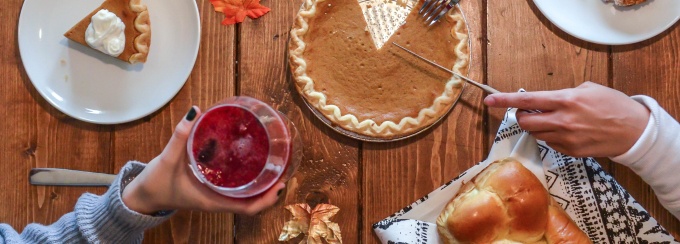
[[187, 96, 302, 198]]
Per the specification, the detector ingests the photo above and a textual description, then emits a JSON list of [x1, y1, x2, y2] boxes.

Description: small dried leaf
[[308, 204, 342, 244], [326, 222, 343, 243], [278, 204, 312, 242], [279, 203, 342, 244]]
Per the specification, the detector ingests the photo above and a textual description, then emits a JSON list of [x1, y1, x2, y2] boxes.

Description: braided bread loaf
[[436, 158, 591, 243]]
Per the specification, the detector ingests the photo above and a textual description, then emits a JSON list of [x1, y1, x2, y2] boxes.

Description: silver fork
[[419, 0, 460, 26]]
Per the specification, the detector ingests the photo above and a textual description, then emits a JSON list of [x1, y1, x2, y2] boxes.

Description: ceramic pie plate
[[289, 2, 472, 142]]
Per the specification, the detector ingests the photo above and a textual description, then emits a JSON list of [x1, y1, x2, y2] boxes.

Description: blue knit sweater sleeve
[[0, 161, 174, 244]]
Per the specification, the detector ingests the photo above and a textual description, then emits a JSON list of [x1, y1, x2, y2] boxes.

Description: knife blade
[[29, 168, 116, 186], [392, 42, 544, 114], [391, 42, 501, 94]]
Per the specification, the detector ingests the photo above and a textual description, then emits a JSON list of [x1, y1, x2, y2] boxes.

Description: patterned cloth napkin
[[373, 108, 676, 243]]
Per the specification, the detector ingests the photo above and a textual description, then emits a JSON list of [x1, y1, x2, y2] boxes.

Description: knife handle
[[29, 168, 116, 187]]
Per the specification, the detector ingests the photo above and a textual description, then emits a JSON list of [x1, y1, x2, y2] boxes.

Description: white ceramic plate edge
[[17, 0, 201, 124], [532, 0, 680, 45]]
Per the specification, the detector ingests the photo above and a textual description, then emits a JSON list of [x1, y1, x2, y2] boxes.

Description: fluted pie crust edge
[[288, 0, 470, 138], [129, 0, 151, 64]]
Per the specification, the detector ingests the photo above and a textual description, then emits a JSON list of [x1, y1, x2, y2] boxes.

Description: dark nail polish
[[185, 107, 197, 121], [277, 189, 284, 197]]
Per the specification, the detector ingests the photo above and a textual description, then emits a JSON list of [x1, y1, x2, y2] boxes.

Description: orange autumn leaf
[[209, 0, 271, 25]]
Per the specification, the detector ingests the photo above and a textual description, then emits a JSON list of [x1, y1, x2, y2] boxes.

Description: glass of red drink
[[187, 96, 301, 198]]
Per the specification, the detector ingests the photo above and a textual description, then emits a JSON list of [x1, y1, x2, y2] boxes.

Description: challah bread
[[436, 158, 591, 244], [544, 200, 592, 243]]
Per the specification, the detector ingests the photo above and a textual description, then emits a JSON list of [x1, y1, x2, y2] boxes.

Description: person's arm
[[1, 106, 286, 243], [0, 161, 171, 243], [120, 106, 285, 215], [609, 96, 680, 219], [484, 82, 650, 158], [484, 82, 680, 219]]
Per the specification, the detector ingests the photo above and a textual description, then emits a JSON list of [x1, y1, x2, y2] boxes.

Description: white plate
[[533, 0, 680, 45], [18, 0, 200, 124]]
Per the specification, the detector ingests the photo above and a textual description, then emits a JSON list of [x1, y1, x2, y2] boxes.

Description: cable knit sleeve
[[610, 95, 680, 220], [0, 161, 174, 244]]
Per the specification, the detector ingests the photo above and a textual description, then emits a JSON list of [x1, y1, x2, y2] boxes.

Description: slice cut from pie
[[289, 0, 469, 139], [64, 0, 151, 64]]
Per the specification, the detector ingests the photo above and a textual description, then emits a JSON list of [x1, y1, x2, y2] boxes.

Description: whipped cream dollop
[[85, 9, 125, 57]]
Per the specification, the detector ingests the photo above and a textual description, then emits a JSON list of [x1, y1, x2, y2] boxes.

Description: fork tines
[[418, 0, 459, 26]]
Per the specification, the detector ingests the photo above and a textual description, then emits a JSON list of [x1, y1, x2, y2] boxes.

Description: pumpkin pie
[[64, 0, 151, 64], [289, 0, 469, 139]]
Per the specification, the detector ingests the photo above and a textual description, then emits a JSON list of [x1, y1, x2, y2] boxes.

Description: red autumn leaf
[[210, 0, 271, 25]]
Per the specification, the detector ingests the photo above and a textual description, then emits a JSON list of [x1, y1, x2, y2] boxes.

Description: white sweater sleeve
[[610, 95, 680, 220]]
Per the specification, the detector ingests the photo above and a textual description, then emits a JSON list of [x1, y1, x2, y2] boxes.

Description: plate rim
[[532, 0, 680, 45], [17, 0, 202, 124]]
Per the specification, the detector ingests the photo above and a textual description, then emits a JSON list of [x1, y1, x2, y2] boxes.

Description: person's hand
[[122, 106, 286, 215], [484, 82, 650, 158]]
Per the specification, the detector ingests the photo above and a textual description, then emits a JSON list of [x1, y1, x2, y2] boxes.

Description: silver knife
[[30, 168, 116, 186], [392, 42, 501, 94], [392, 42, 543, 114]]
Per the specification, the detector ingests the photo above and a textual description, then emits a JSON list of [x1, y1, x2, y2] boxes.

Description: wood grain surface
[[1, 0, 678, 243]]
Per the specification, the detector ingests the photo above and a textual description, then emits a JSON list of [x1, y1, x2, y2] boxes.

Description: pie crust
[[64, 0, 151, 64], [289, 0, 470, 139]]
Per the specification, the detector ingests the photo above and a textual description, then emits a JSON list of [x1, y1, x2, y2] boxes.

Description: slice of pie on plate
[[64, 0, 151, 64], [604, 0, 647, 6], [289, 0, 470, 139]]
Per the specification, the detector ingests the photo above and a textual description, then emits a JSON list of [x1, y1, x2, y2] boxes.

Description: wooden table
[[2, 0, 678, 242]]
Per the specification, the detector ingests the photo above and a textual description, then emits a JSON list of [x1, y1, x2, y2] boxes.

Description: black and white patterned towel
[[373, 108, 676, 244]]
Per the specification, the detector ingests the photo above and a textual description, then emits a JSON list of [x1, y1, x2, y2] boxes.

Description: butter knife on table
[[30, 168, 116, 186]]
